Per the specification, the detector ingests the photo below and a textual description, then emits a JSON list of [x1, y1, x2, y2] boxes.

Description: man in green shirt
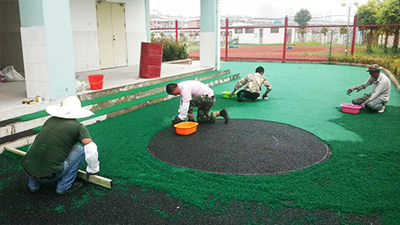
[[21, 96, 100, 194]]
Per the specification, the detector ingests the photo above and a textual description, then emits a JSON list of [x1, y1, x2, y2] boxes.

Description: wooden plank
[[3, 146, 112, 189]]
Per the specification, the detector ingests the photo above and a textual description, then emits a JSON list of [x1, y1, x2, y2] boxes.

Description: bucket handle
[[90, 79, 104, 85]]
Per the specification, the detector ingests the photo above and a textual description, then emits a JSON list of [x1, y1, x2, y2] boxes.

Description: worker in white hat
[[21, 96, 100, 194], [347, 64, 391, 113]]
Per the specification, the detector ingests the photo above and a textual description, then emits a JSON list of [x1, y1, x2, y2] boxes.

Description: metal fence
[[151, 15, 400, 62]]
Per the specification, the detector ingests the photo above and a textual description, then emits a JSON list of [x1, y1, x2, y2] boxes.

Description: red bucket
[[88, 74, 104, 90]]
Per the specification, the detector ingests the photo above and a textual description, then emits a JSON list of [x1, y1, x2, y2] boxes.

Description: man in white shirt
[[166, 80, 229, 125], [347, 64, 391, 113]]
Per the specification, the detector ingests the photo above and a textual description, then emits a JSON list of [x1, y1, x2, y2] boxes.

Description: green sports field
[[1, 62, 399, 224]]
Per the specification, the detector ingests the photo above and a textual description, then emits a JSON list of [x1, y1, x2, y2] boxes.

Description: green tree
[[379, 0, 400, 53], [357, 0, 380, 53], [339, 27, 348, 45], [321, 27, 329, 36], [151, 37, 188, 62], [294, 8, 312, 42], [296, 28, 307, 42], [320, 27, 329, 43], [377, 0, 391, 53], [294, 8, 312, 26], [340, 27, 348, 35], [179, 32, 188, 43]]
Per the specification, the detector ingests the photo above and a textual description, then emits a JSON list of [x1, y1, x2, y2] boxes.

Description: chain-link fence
[[352, 25, 400, 57], [151, 17, 400, 62]]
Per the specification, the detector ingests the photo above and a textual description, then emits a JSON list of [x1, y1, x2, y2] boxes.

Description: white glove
[[84, 142, 100, 174]]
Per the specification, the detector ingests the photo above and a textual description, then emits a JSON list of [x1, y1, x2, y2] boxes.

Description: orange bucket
[[174, 121, 199, 135], [88, 74, 104, 90]]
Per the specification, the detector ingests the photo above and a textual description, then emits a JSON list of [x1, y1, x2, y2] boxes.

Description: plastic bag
[[2, 66, 24, 82], [76, 80, 88, 92]]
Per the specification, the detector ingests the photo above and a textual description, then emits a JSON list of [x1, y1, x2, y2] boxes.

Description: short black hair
[[166, 83, 178, 95], [255, 66, 264, 74]]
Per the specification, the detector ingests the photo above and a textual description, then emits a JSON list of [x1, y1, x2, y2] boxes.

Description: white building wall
[[69, 0, 100, 72], [233, 28, 287, 45], [69, 0, 147, 72], [232, 27, 368, 46], [124, 0, 147, 66], [21, 26, 50, 98], [262, 28, 286, 44]]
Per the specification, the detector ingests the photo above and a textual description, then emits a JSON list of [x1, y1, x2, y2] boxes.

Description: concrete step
[[78, 67, 214, 101], [79, 72, 240, 125], [0, 69, 228, 138], [0, 72, 240, 152], [0, 67, 214, 125], [82, 69, 230, 112]]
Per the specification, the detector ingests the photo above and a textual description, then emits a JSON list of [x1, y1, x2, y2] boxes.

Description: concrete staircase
[[0, 69, 240, 152]]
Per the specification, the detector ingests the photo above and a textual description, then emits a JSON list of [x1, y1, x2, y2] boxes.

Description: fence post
[[351, 14, 358, 56], [175, 20, 178, 46], [282, 16, 288, 62], [225, 18, 229, 61]]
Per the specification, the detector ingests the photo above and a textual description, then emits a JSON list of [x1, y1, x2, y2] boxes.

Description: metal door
[[111, 3, 127, 67], [97, 2, 127, 69]]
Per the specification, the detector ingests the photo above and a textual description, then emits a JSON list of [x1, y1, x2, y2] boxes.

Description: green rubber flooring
[[1, 61, 399, 224]]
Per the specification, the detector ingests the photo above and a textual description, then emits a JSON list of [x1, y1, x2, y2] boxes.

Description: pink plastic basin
[[340, 104, 363, 114]]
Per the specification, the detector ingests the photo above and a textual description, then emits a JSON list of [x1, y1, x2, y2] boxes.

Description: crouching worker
[[347, 64, 391, 113], [166, 80, 229, 125], [229, 66, 272, 102], [20, 96, 100, 194]]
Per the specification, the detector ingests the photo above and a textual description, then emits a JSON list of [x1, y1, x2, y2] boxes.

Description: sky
[[151, 0, 369, 18]]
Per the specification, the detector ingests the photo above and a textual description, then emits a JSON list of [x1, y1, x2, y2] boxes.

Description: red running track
[[189, 45, 363, 62]]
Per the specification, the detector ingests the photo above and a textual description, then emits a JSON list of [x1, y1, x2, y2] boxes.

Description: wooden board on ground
[[2, 146, 112, 189]]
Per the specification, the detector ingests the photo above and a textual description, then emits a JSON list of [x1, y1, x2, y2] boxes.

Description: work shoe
[[378, 105, 385, 113], [238, 93, 245, 102], [57, 181, 83, 195], [219, 109, 229, 124], [29, 188, 40, 193]]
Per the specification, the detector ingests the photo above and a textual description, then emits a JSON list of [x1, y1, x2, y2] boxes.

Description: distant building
[[188, 17, 200, 28]]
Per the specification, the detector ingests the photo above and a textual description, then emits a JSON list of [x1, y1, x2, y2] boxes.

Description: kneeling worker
[[166, 80, 229, 125], [229, 66, 272, 101], [347, 64, 391, 113], [21, 96, 100, 194]]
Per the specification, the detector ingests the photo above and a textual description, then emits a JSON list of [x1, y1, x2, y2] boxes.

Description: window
[[270, 28, 279, 33], [245, 28, 254, 34], [235, 28, 243, 34]]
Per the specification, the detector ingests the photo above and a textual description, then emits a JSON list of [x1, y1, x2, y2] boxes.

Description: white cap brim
[[46, 105, 94, 119]]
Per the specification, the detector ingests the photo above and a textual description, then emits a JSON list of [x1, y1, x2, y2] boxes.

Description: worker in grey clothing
[[347, 64, 391, 113]]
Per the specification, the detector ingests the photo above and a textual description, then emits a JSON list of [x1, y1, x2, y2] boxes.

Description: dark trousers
[[237, 90, 260, 101]]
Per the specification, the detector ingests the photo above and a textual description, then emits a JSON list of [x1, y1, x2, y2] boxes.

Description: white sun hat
[[46, 96, 94, 119]]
